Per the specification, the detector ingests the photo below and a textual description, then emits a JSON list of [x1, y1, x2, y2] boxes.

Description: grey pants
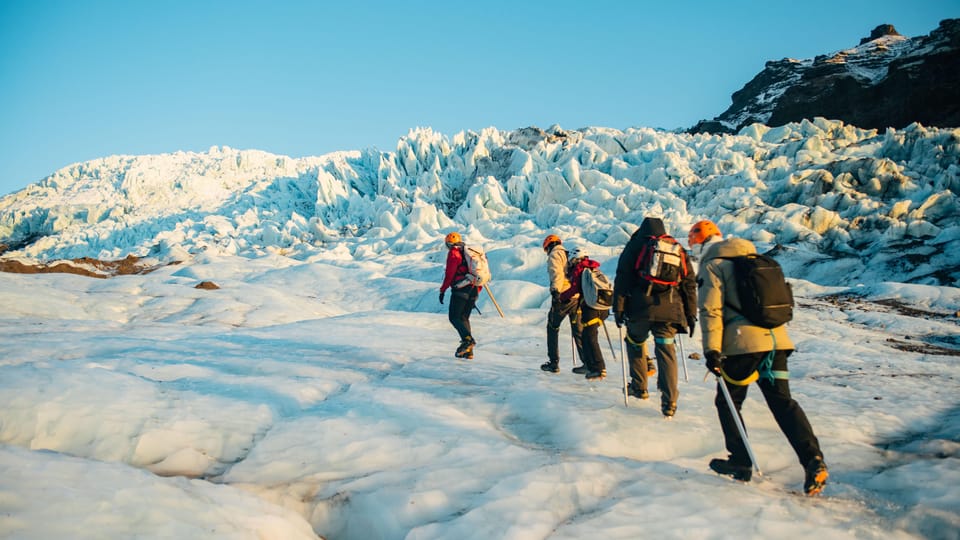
[[625, 320, 679, 407]]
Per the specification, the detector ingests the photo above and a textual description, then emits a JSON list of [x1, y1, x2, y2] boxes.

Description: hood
[[702, 237, 757, 261], [637, 217, 666, 237]]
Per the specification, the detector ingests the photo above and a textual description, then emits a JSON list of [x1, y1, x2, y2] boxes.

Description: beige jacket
[[546, 245, 572, 295], [697, 237, 794, 355]]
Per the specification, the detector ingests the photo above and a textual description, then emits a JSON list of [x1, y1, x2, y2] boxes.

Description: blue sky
[[0, 0, 956, 196]]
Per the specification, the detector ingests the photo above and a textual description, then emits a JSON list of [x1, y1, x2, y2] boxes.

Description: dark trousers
[[625, 320, 679, 406], [715, 350, 823, 467], [579, 306, 608, 371], [448, 286, 478, 342], [546, 297, 582, 365]]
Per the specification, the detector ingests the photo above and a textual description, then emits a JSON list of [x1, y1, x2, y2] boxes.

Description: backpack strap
[[633, 236, 654, 272], [453, 245, 472, 289], [711, 256, 742, 316]]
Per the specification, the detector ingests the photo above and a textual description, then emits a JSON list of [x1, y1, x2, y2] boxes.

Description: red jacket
[[441, 246, 482, 292], [561, 257, 599, 301]]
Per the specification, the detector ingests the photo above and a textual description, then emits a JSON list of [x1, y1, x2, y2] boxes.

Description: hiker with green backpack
[[613, 217, 698, 418], [688, 219, 829, 496]]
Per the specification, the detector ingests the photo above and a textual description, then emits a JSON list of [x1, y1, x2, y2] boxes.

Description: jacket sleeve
[[547, 249, 571, 293], [613, 234, 641, 300], [698, 259, 725, 353], [440, 249, 462, 292]]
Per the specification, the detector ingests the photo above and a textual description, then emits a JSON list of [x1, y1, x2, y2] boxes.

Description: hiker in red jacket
[[439, 231, 479, 359], [564, 249, 609, 381]]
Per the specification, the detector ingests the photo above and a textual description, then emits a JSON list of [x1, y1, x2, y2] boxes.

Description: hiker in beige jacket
[[689, 219, 828, 496], [540, 234, 583, 373]]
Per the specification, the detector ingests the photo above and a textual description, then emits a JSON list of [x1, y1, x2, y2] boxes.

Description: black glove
[[705, 350, 724, 376], [439, 290, 445, 304], [614, 295, 626, 327], [687, 317, 696, 337]]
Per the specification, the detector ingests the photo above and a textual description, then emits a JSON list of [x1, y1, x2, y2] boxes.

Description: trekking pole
[[717, 375, 763, 478], [618, 325, 629, 407], [601, 321, 627, 407], [678, 335, 689, 382], [484, 285, 505, 318], [571, 334, 575, 368]]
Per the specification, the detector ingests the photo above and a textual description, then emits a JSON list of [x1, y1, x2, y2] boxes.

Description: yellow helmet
[[542, 234, 561, 252], [444, 232, 462, 246], [688, 220, 721, 246]]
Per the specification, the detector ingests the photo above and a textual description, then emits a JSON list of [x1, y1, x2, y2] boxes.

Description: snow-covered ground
[[1, 251, 958, 539], [1, 118, 958, 538]]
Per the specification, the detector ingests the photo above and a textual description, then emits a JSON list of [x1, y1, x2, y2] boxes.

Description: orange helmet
[[444, 232, 462, 246], [688, 220, 721, 246], [542, 234, 561, 252]]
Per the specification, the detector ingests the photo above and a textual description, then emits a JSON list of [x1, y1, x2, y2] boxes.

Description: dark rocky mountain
[[690, 19, 960, 134]]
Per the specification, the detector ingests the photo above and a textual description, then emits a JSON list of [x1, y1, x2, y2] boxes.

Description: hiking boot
[[585, 369, 606, 381], [572, 365, 588, 374], [455, 336, 475, 358], [661, 401, 677, 417], [709, 458, 752, 482], [540, 361, 560, 373], [803, 457, 829, 496], [627, 383, 649, 400]]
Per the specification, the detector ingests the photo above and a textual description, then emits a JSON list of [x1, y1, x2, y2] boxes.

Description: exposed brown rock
[[0, 255, 177, 279], [194, 281, 220, 290], [691, 19, 960, 134]]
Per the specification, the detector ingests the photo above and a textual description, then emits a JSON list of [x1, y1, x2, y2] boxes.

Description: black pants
[[449, 286, 478, 342], [715, 350, 823, 467], [579, 305, 608, 372], [546, 297, 582, 365]]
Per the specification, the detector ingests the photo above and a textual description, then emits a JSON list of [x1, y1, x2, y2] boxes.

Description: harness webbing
[[582, 317, 603, 328]]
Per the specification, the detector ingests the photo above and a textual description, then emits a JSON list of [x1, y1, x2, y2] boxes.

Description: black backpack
[[719, 254, 794, 328]]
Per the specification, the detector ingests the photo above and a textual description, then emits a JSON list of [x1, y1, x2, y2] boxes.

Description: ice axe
[[485, 284, 505, 318], [601, 321, 628, 408], [717, 374, 763, 479], [678, 335, 689, 382]]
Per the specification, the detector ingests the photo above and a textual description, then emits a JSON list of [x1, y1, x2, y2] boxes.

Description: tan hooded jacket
[[546, 244, 573, 295], [697, 237, 794, 355]]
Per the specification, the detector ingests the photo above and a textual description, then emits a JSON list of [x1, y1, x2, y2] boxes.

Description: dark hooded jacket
[[613, 217, 697, 326]]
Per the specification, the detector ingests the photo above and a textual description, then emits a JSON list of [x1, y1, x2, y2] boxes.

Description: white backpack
[[457, 245, 492, 287], [581, 267, 614, 310]]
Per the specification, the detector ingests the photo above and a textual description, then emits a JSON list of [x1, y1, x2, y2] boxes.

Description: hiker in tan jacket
[[689, 219, 828, 496], [540, 234, 584, 373]]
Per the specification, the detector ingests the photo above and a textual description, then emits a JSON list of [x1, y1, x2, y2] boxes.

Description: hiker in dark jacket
[[688, 219, 828, 495], [613, 217, 697, 417], [439, 231, 479, 359]]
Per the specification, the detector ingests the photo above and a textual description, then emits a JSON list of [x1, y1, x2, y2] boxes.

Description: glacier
[[1, 119, 958, 287]]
